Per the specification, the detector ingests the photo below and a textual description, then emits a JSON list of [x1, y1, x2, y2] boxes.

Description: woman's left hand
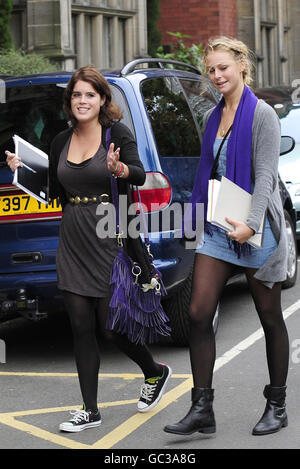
[[225, 217, 255, 244], [107, 142, 121, 173]]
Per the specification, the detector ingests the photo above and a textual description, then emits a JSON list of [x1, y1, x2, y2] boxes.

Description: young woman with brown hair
[[6, 66, 171, 432]]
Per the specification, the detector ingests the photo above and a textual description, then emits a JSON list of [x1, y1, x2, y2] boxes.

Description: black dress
[[56, 137, 118, 297], [49, 122, 146, 297]]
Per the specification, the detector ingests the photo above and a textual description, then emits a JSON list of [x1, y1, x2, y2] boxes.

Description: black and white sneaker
[[59, 407, 101, 432], [137, 363, 172, 413]]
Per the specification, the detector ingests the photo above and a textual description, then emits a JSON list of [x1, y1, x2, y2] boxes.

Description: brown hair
[[63, 66, 123, 128], [203, 36, 255, 86]]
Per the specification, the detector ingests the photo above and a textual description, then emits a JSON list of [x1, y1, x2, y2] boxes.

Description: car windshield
[[0, 83, 68, 160], [141, 76, 202, 157], [0, 81, 134, 163], [277, 105, 300, 184]]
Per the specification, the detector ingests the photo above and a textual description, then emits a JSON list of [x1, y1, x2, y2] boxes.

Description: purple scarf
[[188, 85, 258, 232]]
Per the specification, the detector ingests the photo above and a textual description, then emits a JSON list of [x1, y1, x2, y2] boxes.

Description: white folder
[[12, 135, 49, 204], [207, 176, 265, 248]]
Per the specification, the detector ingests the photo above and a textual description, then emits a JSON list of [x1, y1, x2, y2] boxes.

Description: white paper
[[207, 176, 265, 248]]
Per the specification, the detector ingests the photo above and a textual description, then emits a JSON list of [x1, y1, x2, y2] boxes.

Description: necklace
[[220, 122, 233, 137]]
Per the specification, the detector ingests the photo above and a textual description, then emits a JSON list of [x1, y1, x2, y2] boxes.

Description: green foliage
[[0, 0, 13, 50], [0, 49, 59, 75], [156, 32, 204, 72], [147, 0, 162, 57]]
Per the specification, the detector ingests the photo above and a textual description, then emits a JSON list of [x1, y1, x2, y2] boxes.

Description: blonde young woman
[[164, 37, 289, 437]]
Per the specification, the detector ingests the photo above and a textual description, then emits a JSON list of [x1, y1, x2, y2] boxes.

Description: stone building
[[158, 0, 300, 87], [10, 0, 147, 71]]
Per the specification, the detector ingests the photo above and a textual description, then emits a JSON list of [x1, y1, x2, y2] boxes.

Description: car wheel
[[163, 270, 219, 346], [282, 209, 298, 289]]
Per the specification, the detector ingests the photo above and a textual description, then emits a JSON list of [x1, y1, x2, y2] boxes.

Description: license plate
[[0, 193, 62, 219]]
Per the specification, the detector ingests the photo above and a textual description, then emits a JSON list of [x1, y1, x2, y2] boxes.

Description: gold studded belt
[[68, 194, 110, 205]]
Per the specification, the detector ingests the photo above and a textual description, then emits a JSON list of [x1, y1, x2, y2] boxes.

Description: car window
[[141, 77, 201, 157], [179, 78, 219, 129], [277, 105, 300, 184], [0, 83, 68, 159], [0, 82, 134, 162], [110, 84, 135, 136], [278, 105, 300, 141]]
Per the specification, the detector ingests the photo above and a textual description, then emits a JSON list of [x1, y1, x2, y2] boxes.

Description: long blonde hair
[[204, 36, 255, 86]]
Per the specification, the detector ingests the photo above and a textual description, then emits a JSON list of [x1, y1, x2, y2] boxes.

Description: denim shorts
[[195, 217, 277, 268]]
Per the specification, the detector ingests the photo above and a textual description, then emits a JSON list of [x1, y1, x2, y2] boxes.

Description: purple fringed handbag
[[105, 128, 171, 345]]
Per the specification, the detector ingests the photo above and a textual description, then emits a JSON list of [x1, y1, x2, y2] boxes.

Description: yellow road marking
[[0, 413, 91, 450], [0, 400, 138, 417], [0, 373, 192, 449], [92, 377, 193, 449]]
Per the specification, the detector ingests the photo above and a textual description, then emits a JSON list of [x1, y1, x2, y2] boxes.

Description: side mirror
[[280, 136, 295, 156]]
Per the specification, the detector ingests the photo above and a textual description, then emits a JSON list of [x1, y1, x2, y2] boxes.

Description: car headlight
[[295, 188, 300, 196]]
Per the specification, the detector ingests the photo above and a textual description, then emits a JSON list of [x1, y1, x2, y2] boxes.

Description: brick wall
[[158, 0, 237, 48]]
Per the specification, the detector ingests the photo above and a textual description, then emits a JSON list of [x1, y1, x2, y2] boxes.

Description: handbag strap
[[136, 185, 150, 245], [106, 127, 150, 246], [106, 127, 120, 235], [210, 125, 232, 180]]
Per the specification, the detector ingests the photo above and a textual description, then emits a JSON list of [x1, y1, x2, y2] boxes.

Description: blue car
[[0, 60, 297, 346], [254, 86, 300, 240]]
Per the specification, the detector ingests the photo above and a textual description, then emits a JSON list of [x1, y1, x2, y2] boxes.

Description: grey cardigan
[[203, 99, 287, 288]]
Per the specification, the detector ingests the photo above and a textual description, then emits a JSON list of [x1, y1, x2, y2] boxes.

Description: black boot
[[163, 387, 216, 435], [252, 385, 288, 436]]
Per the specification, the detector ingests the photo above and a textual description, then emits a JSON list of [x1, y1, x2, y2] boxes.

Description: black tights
[[63, 291, 162, 412], [189, 254, 289, 389]]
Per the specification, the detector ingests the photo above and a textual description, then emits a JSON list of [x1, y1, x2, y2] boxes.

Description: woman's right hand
[[5, 151, 22, 172]]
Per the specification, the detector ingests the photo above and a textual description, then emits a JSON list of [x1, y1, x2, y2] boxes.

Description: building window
[[72, 15, 77, 62], [261, 25, 273, 86], [282, 28, 289, 83], [103, 17, 112, 68], [10, 11, 25, 49], [85, 15, 92, 66], [71, 6, 132, 70], [72, 13, 95, 68], [260, 0, 275, 21], [119, 18, 126, 66], [261, 26, 269, 85]]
